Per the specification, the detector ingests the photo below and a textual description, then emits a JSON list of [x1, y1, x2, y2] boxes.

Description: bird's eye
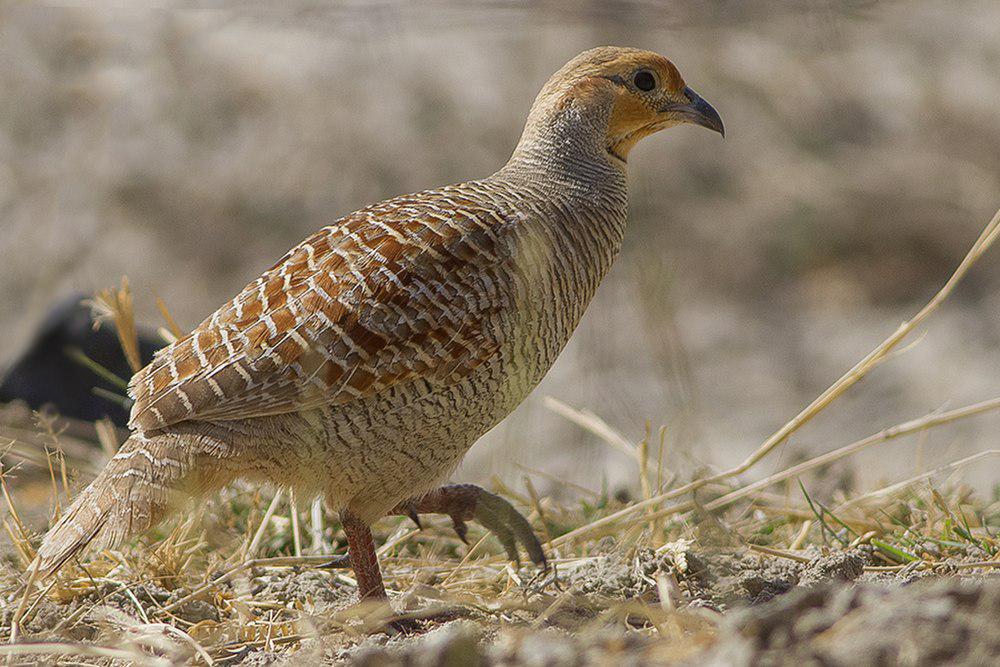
[[633, 70, 656, 92]]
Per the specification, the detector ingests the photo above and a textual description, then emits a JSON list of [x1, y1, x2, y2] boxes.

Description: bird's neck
[[488, 104, 631, 300], [500, 103, 626, 195]]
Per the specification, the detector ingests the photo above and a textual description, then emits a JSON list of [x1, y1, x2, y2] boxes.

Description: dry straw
[[90, 277, 144, 374], [548, 207, 1000, 547]]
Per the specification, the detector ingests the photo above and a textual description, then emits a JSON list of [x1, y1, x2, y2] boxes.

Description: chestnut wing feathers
[[127, 195, 512, 432]]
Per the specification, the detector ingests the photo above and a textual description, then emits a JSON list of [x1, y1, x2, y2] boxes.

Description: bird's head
[[517, 46, 724, 165]]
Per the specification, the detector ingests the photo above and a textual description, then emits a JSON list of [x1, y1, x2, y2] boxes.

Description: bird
[[34, 46, 724, 605]]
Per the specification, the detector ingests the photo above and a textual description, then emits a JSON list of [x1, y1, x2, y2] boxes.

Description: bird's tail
[[33, 432, 195, 576]]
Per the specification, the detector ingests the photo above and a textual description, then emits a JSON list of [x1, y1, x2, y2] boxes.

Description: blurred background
[[1, 0, 998, 500]]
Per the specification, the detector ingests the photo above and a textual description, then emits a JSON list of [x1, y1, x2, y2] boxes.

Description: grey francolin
[[35, 47, 723, 603]]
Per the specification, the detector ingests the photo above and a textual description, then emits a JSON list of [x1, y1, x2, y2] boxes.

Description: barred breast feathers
[[127, 188, 519, 432]]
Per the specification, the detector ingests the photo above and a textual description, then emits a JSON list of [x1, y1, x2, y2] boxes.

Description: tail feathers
[[33, 433, 191, 576]]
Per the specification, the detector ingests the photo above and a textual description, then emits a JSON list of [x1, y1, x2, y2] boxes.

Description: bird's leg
[[391, 484, 547, 569], [333, 511, 425, 635], [339, 509, 387, 601]]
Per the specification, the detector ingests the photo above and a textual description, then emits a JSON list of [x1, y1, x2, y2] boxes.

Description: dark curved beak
[[665, 86, 725, 137]]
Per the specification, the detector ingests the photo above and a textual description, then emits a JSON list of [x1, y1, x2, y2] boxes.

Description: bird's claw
[[470, 489, 547, 570], [383, 614, 425, 635], [450, 516, 469, 544], [407, 506, 423, 530], [319, 553, 352, 569]]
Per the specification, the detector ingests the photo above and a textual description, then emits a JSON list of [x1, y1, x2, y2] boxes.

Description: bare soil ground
[[343, 566, 1000, 667], [1, 455, 997, 666]]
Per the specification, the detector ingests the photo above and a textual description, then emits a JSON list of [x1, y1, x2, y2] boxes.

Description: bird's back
[[128, 171, 627, 436]]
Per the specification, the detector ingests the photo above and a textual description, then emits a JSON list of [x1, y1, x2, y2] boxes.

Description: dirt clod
[[695, 577, 1000, 666], [798, 551, 865, 587], [250, 569, 354, 613]]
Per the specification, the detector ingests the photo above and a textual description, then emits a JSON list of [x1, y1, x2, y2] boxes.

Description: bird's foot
[[380, 613, 425, 635], [318, 552, 352, 569], [393, 484, 546, 569]]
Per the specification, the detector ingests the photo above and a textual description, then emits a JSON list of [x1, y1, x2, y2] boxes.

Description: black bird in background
[[0, 294, 163, 426]]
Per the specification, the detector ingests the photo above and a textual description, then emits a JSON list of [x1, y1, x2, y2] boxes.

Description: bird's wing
[[127, 190, 514, 432]]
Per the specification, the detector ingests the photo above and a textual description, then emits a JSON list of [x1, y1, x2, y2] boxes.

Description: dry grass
[[0, 210, 998, 663], [0, 453, 995, 664]]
